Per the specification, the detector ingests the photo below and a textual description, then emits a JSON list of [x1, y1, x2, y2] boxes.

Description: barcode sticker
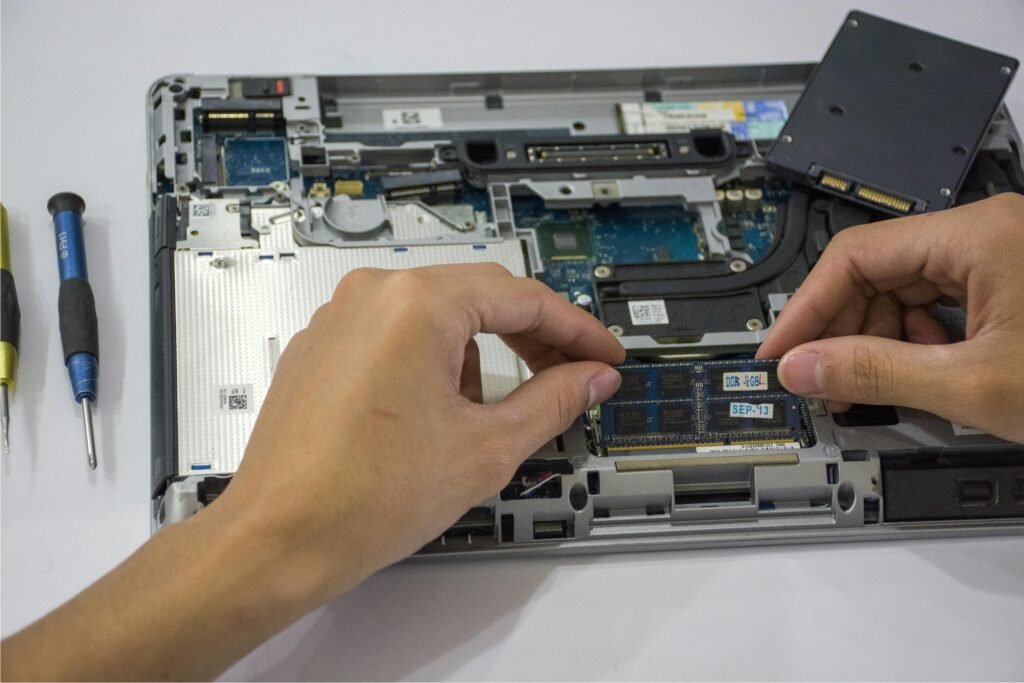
[[722, 371, 768, 391], [729, 402, 774, 419], [216, 384, 254, 414], [628, 299, 669, 326], [382, 108, 443, 130]]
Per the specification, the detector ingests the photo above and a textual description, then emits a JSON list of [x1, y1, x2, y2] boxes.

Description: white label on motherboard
[[729, 402, 774, 419], [722, 371, 769, 391], [382, 108, 443, 130], [628, 299, 669, 326], [215, 384, 254, 414]]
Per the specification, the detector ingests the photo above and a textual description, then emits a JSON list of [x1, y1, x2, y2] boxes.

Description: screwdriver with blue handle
[[1, 203, 21, 453], [47, 192, 99, 469]]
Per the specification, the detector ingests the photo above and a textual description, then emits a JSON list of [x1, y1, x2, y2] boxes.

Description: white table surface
[[2, 0, 1023, 679]]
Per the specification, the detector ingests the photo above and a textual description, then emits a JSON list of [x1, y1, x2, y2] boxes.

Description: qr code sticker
[[628, 299, 670, 326], [191, 202, 214, 218], [216, 384, 254, 414]]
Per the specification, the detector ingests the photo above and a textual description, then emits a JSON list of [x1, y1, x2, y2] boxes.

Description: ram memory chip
[[598, 359, 810, 453]]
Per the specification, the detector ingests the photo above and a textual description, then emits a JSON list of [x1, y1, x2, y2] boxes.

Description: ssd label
[[382, 108, 443, 130], [722, 371, 768, 391], [951, 422, 987, 436], [618, 100, 788, 140], [628, 299, 669, 326], [729, 402, 774, 419]]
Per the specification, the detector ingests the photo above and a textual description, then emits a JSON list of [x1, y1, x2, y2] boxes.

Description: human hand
[[210, 263, 625, 605], [757, 192, 1024, 443]]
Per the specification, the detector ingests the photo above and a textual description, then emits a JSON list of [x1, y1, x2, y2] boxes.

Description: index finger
[[757, 203, 972, 359], [430, 267, 625, 366]]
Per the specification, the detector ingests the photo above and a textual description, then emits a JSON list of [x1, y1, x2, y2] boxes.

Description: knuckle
[[973, 193, 1024, 253], [305, 301, 334, 329], [533, 277, 564, 301], [333, 267, 380, 299], [548, 382, 584, 428], [988, 191, 1024, 216], [279, 328, 309, 361], [474, 262, 512, 278], [522, 279, 568, 328], [825, 225, 860, 253], [830, 341, 897, 402], [383, 268, 432, 294]]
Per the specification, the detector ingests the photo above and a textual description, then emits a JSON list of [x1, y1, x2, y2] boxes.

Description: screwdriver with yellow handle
[[1, 203, 21, 454]]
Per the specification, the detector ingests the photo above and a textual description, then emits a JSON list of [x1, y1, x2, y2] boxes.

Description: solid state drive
[[766, 11, 1017, 214]]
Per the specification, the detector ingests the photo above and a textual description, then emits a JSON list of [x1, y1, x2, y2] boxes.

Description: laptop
[[148, 11, 1024, 555]]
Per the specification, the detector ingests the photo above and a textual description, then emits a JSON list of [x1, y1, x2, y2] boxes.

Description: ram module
[[598, 359, 811, 453]]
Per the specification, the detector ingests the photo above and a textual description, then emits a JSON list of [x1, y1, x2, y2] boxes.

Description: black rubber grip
[[58, 277, 98, 360], [1, 269, 19, 350]]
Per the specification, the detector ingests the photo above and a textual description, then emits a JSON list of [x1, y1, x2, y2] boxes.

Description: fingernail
[[587, 368, 621, 408], [778, 350, 824, 396]]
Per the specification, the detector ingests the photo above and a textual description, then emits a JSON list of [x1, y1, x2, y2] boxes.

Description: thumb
[[484, 361, 620, 456], [777, 336, 955, 416]]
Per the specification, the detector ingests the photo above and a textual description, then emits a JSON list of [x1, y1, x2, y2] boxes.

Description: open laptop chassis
[[147, 59, 1024, 556]]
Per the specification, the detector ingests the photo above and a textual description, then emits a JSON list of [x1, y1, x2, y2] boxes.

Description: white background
[[2, 0, 1023, 679]]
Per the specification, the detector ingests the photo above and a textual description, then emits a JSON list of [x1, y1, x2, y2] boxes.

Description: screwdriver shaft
[[82, 398, 97, 470], [1, 385, 9, 454]]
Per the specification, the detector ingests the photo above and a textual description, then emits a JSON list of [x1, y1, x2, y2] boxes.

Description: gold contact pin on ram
[[855, 186, 913, 213], [818, 174, 851, 193]]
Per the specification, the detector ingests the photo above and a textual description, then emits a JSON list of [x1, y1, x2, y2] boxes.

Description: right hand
[[757, 192, 1024, 443]]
